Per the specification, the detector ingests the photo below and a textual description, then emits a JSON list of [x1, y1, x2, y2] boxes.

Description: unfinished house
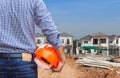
[[60, 32, 73, 54], [76, 32, 120, 56]]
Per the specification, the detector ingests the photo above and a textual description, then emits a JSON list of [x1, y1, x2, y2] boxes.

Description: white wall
[[35, 37, 46, 47], [60, 37, 73, 46], [100, 38, 109, 47], [91, 37, 109, 47], [60, 36, 73, 54], [81, 40, 92, 46], [118, 38, 120, 47]]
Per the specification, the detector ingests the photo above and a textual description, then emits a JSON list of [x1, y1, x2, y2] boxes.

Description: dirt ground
[[38, 54, 120, 78]]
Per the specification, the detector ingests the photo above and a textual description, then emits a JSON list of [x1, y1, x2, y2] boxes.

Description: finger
[[52, 62, 64, 72]]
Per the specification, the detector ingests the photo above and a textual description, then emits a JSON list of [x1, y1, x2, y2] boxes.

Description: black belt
[[0, 53, 34, 60], [0, 53, 22, 58]]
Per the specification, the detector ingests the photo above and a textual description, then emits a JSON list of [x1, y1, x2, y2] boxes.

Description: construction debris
[[76, 55, 120, 74]]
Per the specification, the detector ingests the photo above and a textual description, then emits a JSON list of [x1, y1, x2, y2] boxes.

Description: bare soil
[[38, 54, 120, 78]]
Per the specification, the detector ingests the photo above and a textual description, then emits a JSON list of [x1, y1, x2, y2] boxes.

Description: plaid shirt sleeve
[[34, 0, 62, 48]]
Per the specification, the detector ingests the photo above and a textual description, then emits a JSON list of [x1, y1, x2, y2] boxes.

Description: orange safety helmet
[[34, 44, 59, 69]]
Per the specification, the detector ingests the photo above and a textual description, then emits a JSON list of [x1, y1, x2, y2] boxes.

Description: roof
[[35, 33, 44, 37], [118, 35, 120, 38], [60, 32, 73, 37], [92, 32, 108, 37], [35, 32, 73, 37], [77, 35, 91, 43], [109, 34, 118, 39], [80, 35, 91, 40]]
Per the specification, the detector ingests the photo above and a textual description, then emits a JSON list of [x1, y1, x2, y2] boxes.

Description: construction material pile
[[38, 54, 120, 78], [76, 55, 120, 74]]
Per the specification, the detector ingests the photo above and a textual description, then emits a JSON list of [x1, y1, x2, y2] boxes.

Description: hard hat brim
[[34, 57, 53, 69]]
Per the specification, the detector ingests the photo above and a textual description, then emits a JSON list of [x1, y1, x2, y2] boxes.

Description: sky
[[37, 0, 120, 39]]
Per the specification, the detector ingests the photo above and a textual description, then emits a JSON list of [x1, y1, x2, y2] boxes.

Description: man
[[0, 0, 65, 78]]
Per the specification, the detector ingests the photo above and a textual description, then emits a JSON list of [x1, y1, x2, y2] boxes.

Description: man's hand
[[52, 46, 65, 72]]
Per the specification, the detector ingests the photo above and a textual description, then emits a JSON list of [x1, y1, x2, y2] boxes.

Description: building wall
[[60, 37, 73, 54], [60, 37, 73, 46], [35, 37, 46, 48], [118, 38, 120, 46], [109, 39, 116, 45], [91, 37, 109, 47], [81, 40, 92, 46], [118, 38, 120, 56]]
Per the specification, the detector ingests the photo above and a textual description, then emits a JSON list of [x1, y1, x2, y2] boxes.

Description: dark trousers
[[0, 58, 38, 78]]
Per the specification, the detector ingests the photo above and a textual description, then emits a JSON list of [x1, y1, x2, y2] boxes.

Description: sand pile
[[38, 54, 120, 78]]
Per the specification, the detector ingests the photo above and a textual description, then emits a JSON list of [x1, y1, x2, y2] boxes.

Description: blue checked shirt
[[0, 0, 62, 53]]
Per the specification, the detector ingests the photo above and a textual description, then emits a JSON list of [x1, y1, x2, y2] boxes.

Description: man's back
[[0, 0, 65, 74], [0, 0, 36, 53]]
